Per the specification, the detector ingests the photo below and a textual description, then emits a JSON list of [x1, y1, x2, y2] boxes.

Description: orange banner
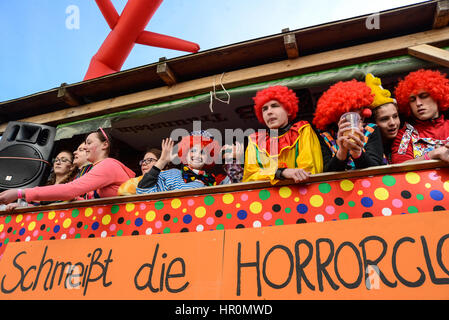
[[0, 211, 448, 299]]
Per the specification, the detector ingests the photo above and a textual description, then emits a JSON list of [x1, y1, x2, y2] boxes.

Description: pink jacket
[[25, 158, 135, 202]]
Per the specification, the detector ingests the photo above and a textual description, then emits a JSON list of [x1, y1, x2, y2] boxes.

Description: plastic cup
[[340, 112, 360, 141]]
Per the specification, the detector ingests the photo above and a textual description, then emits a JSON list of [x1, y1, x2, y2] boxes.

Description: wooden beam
[[1, 26, 449, 133], [282, 28, 299, 59], [433, 0, 449, 29], [57, 83, 81, 107], [156, 57, 178, 86], [408, 44, 449, 67]]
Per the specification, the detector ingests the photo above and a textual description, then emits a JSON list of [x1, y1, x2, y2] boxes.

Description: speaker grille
[[0, 145, 46, 188]]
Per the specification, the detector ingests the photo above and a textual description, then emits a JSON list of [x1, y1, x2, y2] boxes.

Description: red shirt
[[391, 115, 449, 163]]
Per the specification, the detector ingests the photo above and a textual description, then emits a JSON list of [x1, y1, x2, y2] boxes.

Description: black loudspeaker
[[0, 121, 56, 191]]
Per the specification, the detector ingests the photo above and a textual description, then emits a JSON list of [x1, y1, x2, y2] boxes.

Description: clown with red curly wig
[[243, 85, 323, 184], [136, 130, 243, 194], [391, 69, 449, 164], [313, 78, 387, 171]]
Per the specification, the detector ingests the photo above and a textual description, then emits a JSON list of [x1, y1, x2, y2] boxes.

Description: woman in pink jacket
[[0, 128, 135, 206]]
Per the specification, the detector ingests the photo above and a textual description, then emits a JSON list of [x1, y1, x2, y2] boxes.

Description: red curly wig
[[177, 131, 221, 166], [394, 69, 449, 117], [253, 85, 299, 124], [313, 80, 374, 131]]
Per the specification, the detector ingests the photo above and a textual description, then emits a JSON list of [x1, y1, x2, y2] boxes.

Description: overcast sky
[[0, 0, 427, 102]]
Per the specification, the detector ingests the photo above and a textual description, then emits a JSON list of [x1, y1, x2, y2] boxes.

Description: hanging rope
[[209, 72, 230, 112]]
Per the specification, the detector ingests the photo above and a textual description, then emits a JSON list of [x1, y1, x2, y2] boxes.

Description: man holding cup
[[313, 77, 389, 171]]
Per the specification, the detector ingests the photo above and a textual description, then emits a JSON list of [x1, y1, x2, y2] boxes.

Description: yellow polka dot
[[249, 201, 262, 214], [28, 221, 36, 231], [21, 223, 24, 227], [146, 210, 156, 222], [294, 197, 299, 202], [195, 206, 206, 218], [340, 180, 354, 191], [92, 217, 96, 221], [444, 181, 449, 192], [374, 188, 389, 200], [63, 218, 71, 229], [222, 194, 234, 204], [135, 212, 139, 216], [171, 199, 182, 209], [15, 214, 23, 223], [357, 190, 363, 196], [236, 203, 241, 208], [405, 172, 420, 184], [126, 203, 135, 212], [48, 211, 56, 220], [310, 195, 324, 207], [425, 183, 431, 189], [0, 224, 3, 232], [279, 187, 292, 199], [102, 215, 111, 225], [85, 208, 93, 217]]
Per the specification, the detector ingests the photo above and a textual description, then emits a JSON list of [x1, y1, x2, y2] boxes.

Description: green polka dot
[[75, 234, 81, 239], [111, 205, 120, 214], [4, 238, 9, 245], [163, 227, 170, 234], [12, 230, 16, 235], [155, 201, 164, 210], [408, 206, 418, 213], [339, 212, 349, 220], [36, 212, 44, 221], [416, 194, 424, 200], [5, 216, 11, 223], [126, 220, 131, 225], [259, 190, 271, 201], [216, 224, 224, 230], [348, 201, 356, 207], [318, 183, 332, 194], [173, 217, 179, 223], [117, 230, 124, 236], [84, 225, 88, 230], [37, 236, 43, 241], [204, 196, 215, 206], [382, 175, 396, 187], [71, 209, 80, 218], [46, 227, 51, 232], [226, 213, 232, 219], [285, 207, 291, 213], [274, 219, 284, 226]]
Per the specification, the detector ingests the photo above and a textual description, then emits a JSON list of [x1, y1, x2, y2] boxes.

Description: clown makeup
[[186, 144, 208, 170], [409, 91, 439, 121], [374, 103, 400, 141], [261, 100, 290, 129]]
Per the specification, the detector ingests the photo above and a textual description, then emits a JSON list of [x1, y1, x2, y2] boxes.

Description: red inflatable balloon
[[84, 0, 200, 80]]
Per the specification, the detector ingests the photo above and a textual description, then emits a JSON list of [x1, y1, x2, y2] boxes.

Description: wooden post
[[433, 0, 449, 29], [282, 28, 299, 59], [57, 83, 81, 107], [408, 44, 449, 67], [156, 57, 178, 86]]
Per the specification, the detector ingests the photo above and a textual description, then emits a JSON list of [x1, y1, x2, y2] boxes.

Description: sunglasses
[[139, 158, 158, 166]]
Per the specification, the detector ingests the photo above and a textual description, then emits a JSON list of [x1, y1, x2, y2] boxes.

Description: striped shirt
[[136, 168, 204, 194]]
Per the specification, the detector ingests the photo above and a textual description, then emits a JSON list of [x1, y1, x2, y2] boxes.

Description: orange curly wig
[[253, 86, 299, 124], [394, 69, 449, 117], [177, 131, 221, 166], [313, 80, 374, 131]]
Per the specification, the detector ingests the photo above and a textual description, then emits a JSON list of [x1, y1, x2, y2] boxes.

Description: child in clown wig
[[136, 131, 243, 194]]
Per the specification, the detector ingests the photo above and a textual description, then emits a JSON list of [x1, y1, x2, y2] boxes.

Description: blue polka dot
[[361, 197, 373, 208], [19, 228, 26, 236], [430, 190, 444, 201], [135, 218, 143, 227], [297, 204, 308, 214], [237, 210, 247, 220], [183, 214, 192, 224], [53, 225, 60, 233], [92, 222, 99, 231]]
